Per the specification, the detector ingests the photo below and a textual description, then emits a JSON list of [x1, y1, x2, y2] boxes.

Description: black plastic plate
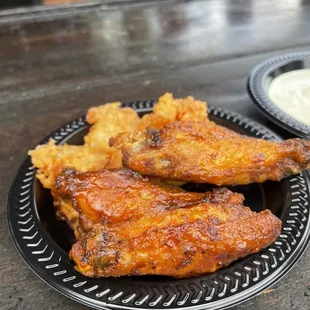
[[248, 51, 310, 139], [8, 101, 310, 310]]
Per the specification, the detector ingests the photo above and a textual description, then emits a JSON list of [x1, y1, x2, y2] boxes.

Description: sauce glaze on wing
[[70, 193, 281, 278], [52, 168, 237, 238]]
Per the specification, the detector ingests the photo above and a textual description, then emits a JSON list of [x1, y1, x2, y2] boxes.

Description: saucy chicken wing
[[52, 168, 232, 238], [111, 120, 310, 185], [70, 189, 281, 278]]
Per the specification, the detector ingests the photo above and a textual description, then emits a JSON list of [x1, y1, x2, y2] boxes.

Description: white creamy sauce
[[268, 69, 310, 126]]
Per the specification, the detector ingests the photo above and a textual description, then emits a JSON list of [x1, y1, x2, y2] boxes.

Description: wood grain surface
[[0, 0, 310, 309]]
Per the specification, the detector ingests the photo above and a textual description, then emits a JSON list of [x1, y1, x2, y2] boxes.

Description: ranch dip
[[268, 69, 310, 126]]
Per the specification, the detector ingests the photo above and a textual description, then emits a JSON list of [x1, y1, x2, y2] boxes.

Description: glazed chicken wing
[[70, 187, 281, 278], [52, 168, 230, 238], [111, 120, 310, 185]]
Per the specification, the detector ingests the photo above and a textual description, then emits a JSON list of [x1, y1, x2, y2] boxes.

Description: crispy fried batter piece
[[84, 103, 140, 155], [138, 92, 208, 130], [111, 120, 310, 186], [52, 168, 225, 238], [70, 188, 281, 278], [29, 103, 140, 189]]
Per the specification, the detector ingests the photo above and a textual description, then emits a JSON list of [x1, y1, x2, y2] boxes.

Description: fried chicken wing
[[111, 120, 310, 185], [52, 168, 231, 238], [70, 189, 281, 278], [29, 102, 140, 189]]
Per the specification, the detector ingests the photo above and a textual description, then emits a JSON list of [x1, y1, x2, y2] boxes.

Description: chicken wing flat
[[111, 120, 310, 186], [29, 102, 140, 189], [70, 189, 281, 278], [52, 168, 230, 238]]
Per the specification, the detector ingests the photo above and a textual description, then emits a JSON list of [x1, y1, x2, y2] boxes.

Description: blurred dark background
[[0, 0, 90, 9], [0, 0, 41, 8]]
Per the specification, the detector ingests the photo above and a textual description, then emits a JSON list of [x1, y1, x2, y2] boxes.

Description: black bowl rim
[[7, 101, 310, 310], [247, 51, 310, 139]]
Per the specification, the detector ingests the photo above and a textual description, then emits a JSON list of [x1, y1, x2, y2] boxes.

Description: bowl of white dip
[[248, 52, 310, 139]]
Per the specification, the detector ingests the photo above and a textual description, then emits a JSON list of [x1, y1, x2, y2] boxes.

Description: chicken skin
[[111, 120, 310, 186], [52, 168, 231, 238], [70, 189, 281, 278]]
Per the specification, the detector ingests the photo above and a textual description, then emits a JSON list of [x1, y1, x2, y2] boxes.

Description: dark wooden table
[[1, 0, 310, 309]]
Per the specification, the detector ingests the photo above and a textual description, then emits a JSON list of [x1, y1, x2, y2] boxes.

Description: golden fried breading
[[70, 189, 281, 278], [29, 139, 110, 190], [138, 92, 208, 130], [29, 103, 140, 189], [111, 120, 310, 186], [84, 103, 140, 154], [52, 168, 231, 238]]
